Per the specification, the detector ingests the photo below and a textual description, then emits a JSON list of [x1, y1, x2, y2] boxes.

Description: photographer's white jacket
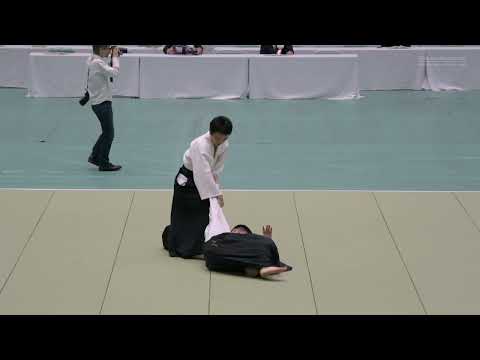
[[86, 54, 119, 105]]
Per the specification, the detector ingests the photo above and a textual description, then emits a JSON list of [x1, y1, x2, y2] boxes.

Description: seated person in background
[[163, 45, 204, 55], [260, 45, 294, 55], [203, 223, 293, 279]]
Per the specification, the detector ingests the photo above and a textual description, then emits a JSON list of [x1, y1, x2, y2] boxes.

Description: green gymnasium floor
[[1, 88, 480, 314], [1, 88, 480, 190]]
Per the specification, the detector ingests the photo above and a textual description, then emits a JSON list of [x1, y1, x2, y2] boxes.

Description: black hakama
[[163, 165, 210, 258], [203, 232, 292, 274]]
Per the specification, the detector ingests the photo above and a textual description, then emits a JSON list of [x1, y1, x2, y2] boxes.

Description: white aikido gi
[[181, 131, 229, 200], [177, 131, 230, 241]]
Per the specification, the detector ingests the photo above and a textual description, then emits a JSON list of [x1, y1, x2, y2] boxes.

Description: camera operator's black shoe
[[99, 163, 122, 172], [88, 156, 99, 166]]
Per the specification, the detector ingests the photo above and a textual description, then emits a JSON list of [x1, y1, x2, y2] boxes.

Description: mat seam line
[[371, 192, 428, 315], [99, 191, 136, 314], [452, 192, 480, 235], [293, 191, 319, 315], [0, 191, 55, 297]]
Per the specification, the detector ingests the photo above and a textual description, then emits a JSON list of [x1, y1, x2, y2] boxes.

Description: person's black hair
[[92, 45, 110, 55], [232, 224, 253, 234], [209, 116, 233, 136]]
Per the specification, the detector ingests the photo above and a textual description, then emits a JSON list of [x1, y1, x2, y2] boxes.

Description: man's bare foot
[[259, 266, 289, 278]]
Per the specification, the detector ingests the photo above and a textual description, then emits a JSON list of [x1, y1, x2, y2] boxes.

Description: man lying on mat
[[162, 220, 292, 279], [204, 223, 293, 279], [202, 197, 292, 278], [162, 196, 292, 278]]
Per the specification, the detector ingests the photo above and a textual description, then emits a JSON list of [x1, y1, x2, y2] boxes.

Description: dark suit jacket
[[260, 45, 294, 54]]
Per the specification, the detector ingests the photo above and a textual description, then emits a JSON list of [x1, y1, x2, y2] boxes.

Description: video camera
[[79, 91, 89, 106]]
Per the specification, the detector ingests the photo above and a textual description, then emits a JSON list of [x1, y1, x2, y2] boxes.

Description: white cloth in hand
[[204, 197, 230, 242]]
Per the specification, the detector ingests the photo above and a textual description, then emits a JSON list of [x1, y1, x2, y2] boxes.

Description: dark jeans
[[91, 101, 114, 166]]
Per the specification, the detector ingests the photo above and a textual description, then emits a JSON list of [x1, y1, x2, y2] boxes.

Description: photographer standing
[[84, 45, 122, 171]]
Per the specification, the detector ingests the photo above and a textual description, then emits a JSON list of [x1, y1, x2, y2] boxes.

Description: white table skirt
[[354, 48, 425, 90], [300, 47, 427, 90], [217, 47, 426, 90], [139, 54, 249, 99], [214, 46, 343, 54], [0, 46, 40, 87], [0, 46, 159, 90], [16, 47, 480, 99], [248, 54, 360, 100], [213, 46, 380, 54], [419, 47, 480, 91], [45, 45, 165, 54], [27, 53, 140, 98]]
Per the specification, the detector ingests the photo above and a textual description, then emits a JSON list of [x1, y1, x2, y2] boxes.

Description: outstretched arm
[[262, 225, 273, 238]]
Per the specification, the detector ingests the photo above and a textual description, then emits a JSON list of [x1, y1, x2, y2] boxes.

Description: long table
[[27, 53, 360, 100], [216, 46, 480, 90], [295, 47, 427, 90], [45, 45, 165, 54], [214, 46, 426, 90], [213, 46, 350, 54], [17, 48, 480, 100], [0, 46, 161, 89], [139, 54, 249, 99], [27, 53, 140, 98], [248, 54, 359, 100], [213, 46, 381, 54], [420, 47, 480, 91], [0, 45, 43, 87], [4, 46, 480, 93]]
